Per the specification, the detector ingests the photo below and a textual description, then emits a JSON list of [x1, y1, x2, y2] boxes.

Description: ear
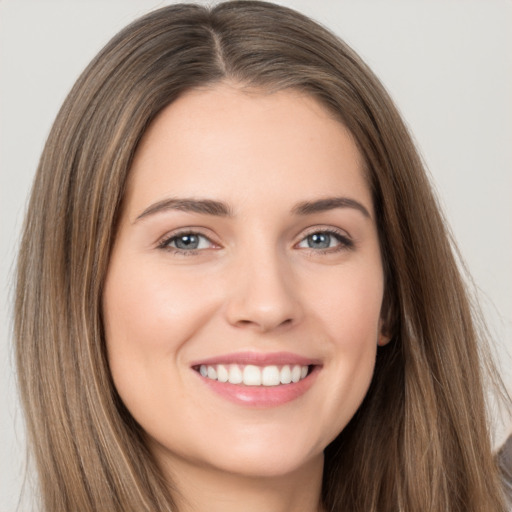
[[378, 319, 392, 346], [378, 286, 396, 346]]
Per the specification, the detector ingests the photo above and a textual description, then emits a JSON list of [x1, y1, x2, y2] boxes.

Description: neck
[[159, 453, 325, 512]]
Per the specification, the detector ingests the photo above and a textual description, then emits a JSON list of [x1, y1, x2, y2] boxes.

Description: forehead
[[124, 83, 372, 217]]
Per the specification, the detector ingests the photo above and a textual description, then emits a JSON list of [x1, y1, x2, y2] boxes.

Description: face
[[103, 84, 389, 481]]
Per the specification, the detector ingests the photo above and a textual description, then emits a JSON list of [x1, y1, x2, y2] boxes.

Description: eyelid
[[294, 226, 354, 252], [156, 228, 220, 252], [296, 225, 352, 242]]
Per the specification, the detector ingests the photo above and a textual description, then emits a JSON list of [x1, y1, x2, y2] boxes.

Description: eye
[[297, 229, 353, 252], [158, 232, 214, 253]]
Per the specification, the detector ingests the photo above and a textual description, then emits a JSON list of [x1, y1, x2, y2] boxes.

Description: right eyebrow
[[292, 196, 371, 219], [133, 197, 233, 223]]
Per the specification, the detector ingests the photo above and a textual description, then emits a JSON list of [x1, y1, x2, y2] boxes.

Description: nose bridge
[[224, 233, 302, 332]]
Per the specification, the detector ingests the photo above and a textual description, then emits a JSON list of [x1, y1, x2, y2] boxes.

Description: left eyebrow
[[134, 197, 233, 222], [292, 197, 371, 219]]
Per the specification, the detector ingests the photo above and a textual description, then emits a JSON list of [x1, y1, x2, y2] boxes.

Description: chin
[[147, 419, 328, 481], [204, 446, 324, 480], [209, 423, 330, 478]]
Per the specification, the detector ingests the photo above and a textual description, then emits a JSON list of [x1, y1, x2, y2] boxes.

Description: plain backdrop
[[1, 0, 511, 510]]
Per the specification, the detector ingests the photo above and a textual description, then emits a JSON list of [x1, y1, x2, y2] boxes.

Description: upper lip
[[190, 351, 322, 367]]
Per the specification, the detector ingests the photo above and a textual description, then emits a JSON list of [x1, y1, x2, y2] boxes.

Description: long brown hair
[[14, 2, 507, 510]]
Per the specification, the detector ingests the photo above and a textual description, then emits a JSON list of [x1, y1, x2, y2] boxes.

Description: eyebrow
[[134, 198, 233, 222], [134, 196, 371, 222], [292, 197, 371, 218]]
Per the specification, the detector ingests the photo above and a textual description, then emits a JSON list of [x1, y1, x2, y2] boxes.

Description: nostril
[[233, 316, 294, 331]]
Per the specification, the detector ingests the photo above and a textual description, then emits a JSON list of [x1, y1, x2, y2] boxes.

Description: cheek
[[309, 260, 384, 343], [103, 258, 215, 352], [304, 263, 383, 428], [101, 257, 218, 407]]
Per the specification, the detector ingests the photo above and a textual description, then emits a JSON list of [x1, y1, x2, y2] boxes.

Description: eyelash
[[299, 228, 354, 254], [157, 227, 354, 256], [157, 230, 216, 256]]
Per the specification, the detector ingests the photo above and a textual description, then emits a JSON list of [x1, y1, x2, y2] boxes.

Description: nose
[[224, 246, 303, 333]]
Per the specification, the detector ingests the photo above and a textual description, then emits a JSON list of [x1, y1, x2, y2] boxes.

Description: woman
[[14, 2, 508, 511]]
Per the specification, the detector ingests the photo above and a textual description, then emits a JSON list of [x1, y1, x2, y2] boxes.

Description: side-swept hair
[[15, 2, 506, 510]]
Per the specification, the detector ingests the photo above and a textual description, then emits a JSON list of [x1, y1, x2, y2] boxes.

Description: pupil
[[175, 234, 199, 250], [308, 233, 330, 249]]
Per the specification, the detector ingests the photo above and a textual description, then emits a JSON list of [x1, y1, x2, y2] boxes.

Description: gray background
[[1, 1, 511, 510]]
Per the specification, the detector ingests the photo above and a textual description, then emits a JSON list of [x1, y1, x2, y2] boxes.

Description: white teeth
[[280, 365, 292, 384], [207, 366, 217, 380], [217, 364, 229, 383], [198, 363, 310, 386], [262, 365, 280, 386], [228, 364, 243, 384], [291, 365, 302, 383], [243, 365, 262, 386]]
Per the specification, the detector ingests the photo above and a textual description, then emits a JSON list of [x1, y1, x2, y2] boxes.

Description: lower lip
[[195, 366, 320, 407]]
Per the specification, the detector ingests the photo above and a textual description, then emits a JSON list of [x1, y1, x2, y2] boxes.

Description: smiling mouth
[[193, 364, 313, 387]]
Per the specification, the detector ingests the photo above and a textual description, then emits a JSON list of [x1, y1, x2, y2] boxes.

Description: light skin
[[103, 83, 390, 512]]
